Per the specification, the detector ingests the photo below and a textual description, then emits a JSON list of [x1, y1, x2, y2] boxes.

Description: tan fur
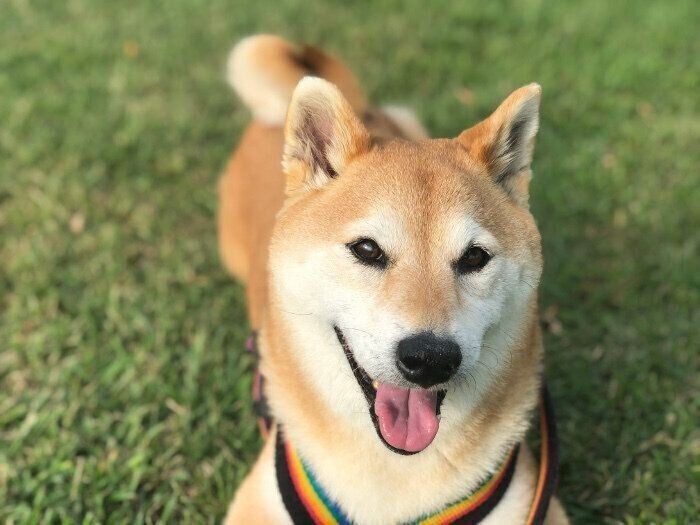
[[228, 35, 366, 125], [220, 35, 568, 524]]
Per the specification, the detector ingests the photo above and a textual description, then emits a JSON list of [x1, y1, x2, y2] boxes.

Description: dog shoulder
[[224, 433, 290, 524], [481, 445, 569, 525], [544, 496, 570, 525]]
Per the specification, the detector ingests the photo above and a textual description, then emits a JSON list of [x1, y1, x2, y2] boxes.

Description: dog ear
[[457, 84, 541, 207], [283, 77, 371, 194]]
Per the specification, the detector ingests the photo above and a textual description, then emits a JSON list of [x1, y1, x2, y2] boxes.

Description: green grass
[[1, 0, 698, 522]]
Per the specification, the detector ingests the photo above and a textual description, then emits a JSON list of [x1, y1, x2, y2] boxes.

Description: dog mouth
[[333, 326, 446, 455]]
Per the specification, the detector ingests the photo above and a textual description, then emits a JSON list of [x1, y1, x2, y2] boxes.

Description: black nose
[[396, 332, 462, 388]]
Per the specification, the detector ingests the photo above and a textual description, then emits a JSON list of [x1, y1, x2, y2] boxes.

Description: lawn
[[1, 0, 698, 523]]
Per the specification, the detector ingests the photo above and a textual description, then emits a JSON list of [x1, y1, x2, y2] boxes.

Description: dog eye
[[456, 246, 491, 274], [349, 238, 386, 267]]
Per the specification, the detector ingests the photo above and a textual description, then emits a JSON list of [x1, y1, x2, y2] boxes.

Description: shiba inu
[[219, 35, 568, 524]]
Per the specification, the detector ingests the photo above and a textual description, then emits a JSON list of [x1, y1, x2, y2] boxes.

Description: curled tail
[[227, 35, 367, 125]]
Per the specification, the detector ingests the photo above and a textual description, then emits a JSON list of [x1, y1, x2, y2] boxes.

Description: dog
[[219, 34, 569, 524]]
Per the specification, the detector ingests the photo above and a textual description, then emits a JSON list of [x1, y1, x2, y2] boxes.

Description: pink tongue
[[374, 384, 439, 453]]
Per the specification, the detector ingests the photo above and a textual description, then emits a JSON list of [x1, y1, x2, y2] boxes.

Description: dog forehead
[[325, 139, 537, 255], [341, 141, 469, 206], [338, 141, 492, 222]]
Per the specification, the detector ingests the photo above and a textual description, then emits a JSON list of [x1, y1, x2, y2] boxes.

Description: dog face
[[269, 78, 542, 454]]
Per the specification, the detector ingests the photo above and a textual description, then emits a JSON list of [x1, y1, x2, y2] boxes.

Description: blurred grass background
[[1, 0, 698, 523]]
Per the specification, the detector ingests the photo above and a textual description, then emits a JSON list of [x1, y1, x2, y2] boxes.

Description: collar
[[275, 432, 519, 525], [247, 333, 559, 524]]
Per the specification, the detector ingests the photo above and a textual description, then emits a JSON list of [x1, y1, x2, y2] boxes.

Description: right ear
[[282, 77, 371, 194]]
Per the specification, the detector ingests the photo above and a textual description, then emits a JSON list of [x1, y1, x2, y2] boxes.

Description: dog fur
[[219, 34, 568, 524]]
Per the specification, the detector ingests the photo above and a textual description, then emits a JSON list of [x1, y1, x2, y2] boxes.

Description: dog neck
[[259, 302, 543, 524]]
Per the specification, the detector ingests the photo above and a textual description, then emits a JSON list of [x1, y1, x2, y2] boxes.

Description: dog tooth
[[372, 380, 380, 390]]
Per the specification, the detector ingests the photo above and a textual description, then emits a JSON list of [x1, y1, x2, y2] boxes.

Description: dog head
[[268, 78, 543, 454]]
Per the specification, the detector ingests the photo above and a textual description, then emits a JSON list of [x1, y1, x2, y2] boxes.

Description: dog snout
[[396, 332, 462, 388]]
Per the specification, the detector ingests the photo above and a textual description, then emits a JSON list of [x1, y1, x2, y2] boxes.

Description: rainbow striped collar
[[273, 384, 558, 525]]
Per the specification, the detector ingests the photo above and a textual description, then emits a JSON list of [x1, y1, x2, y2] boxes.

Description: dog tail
[[227, 35, 367, 126]]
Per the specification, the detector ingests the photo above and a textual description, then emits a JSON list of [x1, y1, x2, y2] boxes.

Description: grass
[[0, 0, 697, 522]]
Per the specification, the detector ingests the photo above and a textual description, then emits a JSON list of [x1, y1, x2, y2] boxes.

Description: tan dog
[[219, 35, 568, 524]]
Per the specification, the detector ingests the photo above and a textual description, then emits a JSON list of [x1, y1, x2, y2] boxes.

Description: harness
[[246, 332, 559, 524]]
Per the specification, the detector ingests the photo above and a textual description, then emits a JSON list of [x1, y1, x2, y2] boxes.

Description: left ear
[[457, 84, 541, 207]]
